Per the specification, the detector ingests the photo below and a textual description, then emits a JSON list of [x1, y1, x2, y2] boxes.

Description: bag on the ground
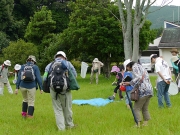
[[130, 86, 139, 101], [50, 62, 70, 94], [21, 64, 35, 82], [68, 69, 80, 90]]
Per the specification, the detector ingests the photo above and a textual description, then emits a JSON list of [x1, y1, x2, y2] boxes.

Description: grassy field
[[0, 74, 180, 135]]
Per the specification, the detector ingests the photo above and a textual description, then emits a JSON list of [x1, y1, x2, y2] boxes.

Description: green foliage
[[2, 39, 38, 70], [63, 0, 124, 61], [6, 19, 27, 41], [1, 75, 180, 134], [0, 32, 10, 54], [0, 0, 14, 30], [24, 6, 56, 45], [139, 20, 157, 51]]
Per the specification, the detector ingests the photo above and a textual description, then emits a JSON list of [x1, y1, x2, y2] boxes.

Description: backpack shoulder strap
[[48, 61, 55, 75]]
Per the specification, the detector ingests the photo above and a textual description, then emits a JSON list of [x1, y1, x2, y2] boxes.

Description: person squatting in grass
[[123, 59, 153, 127], [43, 51, 77, 131], [15, 55, 43, 118], [0, 60, 13, 95], [151, 54, 172, 108], [108, 65, 124, 100]]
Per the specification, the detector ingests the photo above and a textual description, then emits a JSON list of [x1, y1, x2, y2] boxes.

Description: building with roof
[[158, 27, 180, 67]]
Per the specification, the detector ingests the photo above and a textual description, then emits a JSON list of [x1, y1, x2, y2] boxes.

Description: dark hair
[[118, 64, 124, 71], [151, 55, 158, 60], [126, 61, 135, 68]]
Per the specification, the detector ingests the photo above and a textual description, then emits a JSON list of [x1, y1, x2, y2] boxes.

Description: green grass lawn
[[0, 74, 180, 135]]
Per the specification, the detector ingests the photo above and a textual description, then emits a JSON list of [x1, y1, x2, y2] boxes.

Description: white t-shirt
[[155, 57, 171, 82]]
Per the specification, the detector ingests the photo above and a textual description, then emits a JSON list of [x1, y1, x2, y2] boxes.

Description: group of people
[[107, 49, 179, 127], [1, 48, 179, 129], [0, 51, 77, 131]]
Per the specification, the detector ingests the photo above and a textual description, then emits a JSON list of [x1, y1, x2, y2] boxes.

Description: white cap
[[150, 54, 157, 60], [123, 59, 131, 71], [4, 60, 11, 66], [55, 51, 66, 59], [14, 64, 21, 70]]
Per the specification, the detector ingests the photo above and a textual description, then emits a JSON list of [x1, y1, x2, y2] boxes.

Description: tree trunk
[[132, 27, 140, 62], [124, 31, 132, 60], [103, 57, 111, 78]]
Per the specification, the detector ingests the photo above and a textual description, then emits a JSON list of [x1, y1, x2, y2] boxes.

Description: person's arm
[[171, 59, 178, 70], [157, 71, 170, 84], [68, 61, 77, 77], [34, 66, 43, 93]]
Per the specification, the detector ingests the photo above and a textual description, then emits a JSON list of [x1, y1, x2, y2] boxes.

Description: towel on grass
[[72, 98, 113, 107]]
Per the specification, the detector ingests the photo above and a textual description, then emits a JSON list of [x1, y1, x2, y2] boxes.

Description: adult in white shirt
[[150, 54, 172, 108]]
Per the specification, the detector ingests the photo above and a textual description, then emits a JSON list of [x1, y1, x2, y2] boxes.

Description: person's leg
[[50, 88, 65, 130], [134, 97, 148, 122], [118, 88, 123, 100], [62, 92, 74, 128], [163, 83, 171, 107], [125, 91, 131, 109], [5, 80, 13, 94], [27, 87, 36, 117], [20, 87, 28, 117], [95, 72, 99, 84], [0, 82, 4, 95], [90, 70, 94, 84], [142, 96, 151, 126], [157, 81, 166, 108]]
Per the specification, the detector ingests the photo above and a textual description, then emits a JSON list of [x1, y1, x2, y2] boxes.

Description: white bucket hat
[[14, 64, 21, 70], [27, 55, 36, 63], [93, 58, 99, 63], [123, 59, 131, 71], [55, 51, 67, 59], [4, 60, 11, 66]]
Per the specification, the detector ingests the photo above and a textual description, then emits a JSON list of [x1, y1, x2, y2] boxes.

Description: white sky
[[153, 0, 180, 6]]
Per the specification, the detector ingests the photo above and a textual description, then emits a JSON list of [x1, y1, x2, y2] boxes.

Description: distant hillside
[[147, 6, 180, 29]]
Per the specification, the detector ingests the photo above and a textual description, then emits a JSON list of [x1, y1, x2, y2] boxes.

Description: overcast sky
[[153, 0, 180, 6]]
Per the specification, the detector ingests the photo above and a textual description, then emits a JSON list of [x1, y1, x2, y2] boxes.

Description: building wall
[[159, 48, 180, 68]]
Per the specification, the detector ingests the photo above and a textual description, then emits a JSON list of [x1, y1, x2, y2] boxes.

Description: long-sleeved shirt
[[0, 65, 9, 83], [129, 63, 153, 98], [16, 62, 43, 90]]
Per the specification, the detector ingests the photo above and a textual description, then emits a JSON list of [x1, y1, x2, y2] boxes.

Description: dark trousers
[[114, 85, 123, 99]]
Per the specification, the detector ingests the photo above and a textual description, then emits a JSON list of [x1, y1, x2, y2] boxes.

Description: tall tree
[[0, 0, 14, 30], [118, 0, 156, 62], [24, 6, 56, 63], [56, 0, 124, 77]]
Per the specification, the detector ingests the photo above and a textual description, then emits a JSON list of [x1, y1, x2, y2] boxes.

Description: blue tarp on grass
[[72, 98, 113, 107]]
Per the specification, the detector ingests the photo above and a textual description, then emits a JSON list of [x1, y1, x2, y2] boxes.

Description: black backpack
[[22, 64, 35, 82], [50, 62, 70, 98]]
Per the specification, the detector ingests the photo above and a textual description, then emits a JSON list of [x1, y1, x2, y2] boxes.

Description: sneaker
[[126, 105, 130, 109], [66, 124, 78, 130], [108, 96, 115, 100], [27, 115, 34, 118]]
